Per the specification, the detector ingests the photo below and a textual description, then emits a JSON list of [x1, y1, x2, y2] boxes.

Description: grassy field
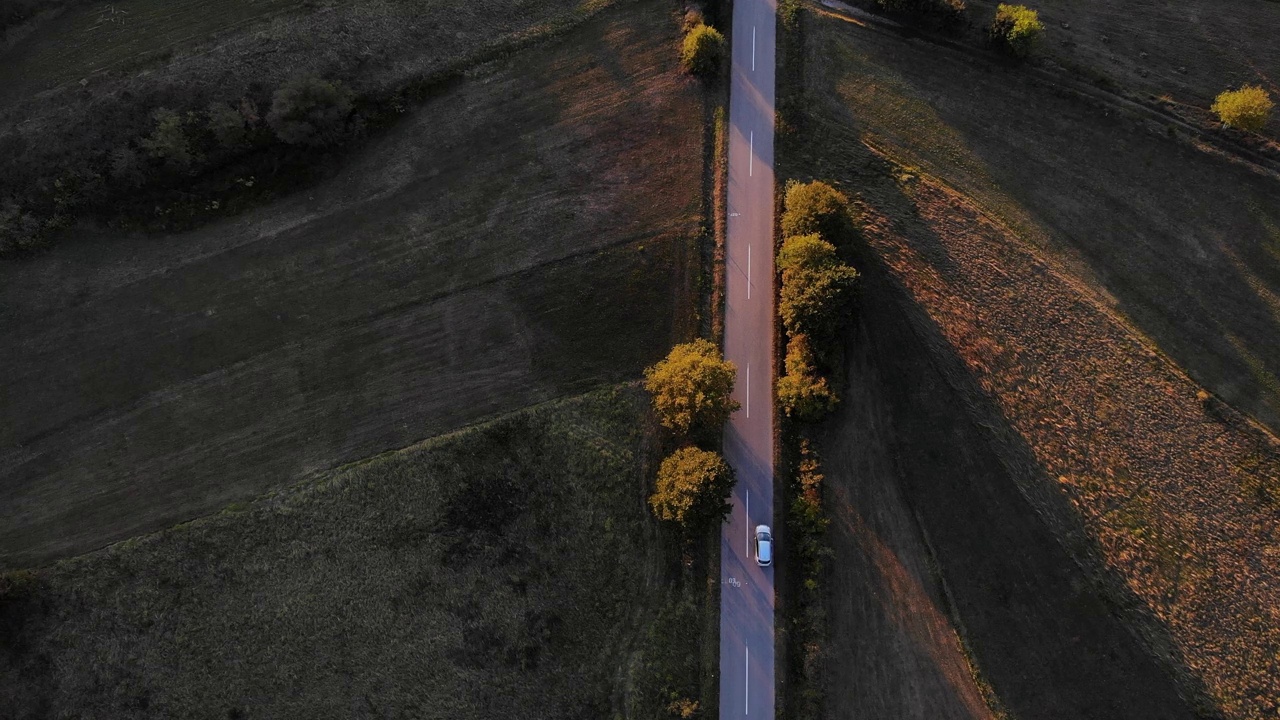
[[786, 7, 1280, 720], [0, 0, 646, 253], [0, 0, 614, 109], [963, 0, 1280, 137], [0, 384, 714, 718], [0, 0, 705, 568]]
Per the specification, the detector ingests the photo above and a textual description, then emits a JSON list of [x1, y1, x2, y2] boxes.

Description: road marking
[[749, 131, 754, 177], [745, 363, 750, 418], [747, 245, 752, 299], [746, 490, 750, 555], [745, 645, 750, 714], [752, 26, 756, 71]]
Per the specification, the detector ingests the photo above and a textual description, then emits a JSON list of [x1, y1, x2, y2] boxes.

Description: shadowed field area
[[788, 8, 1280, 720], [0, 0, 612, 108], [0, 0, 704, 568], [0, 385, 712, 719]]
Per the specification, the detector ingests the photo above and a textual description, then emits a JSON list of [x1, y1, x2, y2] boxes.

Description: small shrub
[[779, 0, 801, 29], [777, 335, 838, 421], [681, 24, 726, 78], [779, 263, 860, 344], [876, 0, 966, 23], [206, 101, 248, 149], [0, 200, 43, 256], [0, 569, 38, 601], [650, 447, 736, 529], [267, 77, 355, 146], [778, 372, 837, 421], [778, 233, 838, 275], [1211, 85, 1274, 132], [989, 4, 1044, 58], [667, 698, 701, 718], [796, 439, 824, 508], [781, 181, 850, 241], [644, 339, 740, 437], [140, 107, 195, 167]]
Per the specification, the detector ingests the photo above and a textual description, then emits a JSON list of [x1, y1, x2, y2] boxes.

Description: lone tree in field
[[650, 447, 736, 529], [267, 77, 355, 146], [645, 339, 739, 436], [989, 4, 1044, 58], [681, 24, 726, 78], [1211, 85, 1274, 133], [781, 181, 851, 241]]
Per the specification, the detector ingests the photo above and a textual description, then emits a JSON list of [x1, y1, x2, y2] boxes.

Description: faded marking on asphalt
[[746, 489, 751, 555], [747, 245, 752, 300], [752, 26, 756, 72], [745, 363, 751, 418], [745, 645, 750, 714], [749, 130, 754, 177]]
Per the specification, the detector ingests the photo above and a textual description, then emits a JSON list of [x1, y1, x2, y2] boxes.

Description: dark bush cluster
[[0, 76, 355, 258], [875, 0, 966, 25]]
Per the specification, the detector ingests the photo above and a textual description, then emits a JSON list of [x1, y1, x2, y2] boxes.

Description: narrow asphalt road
[[719, 0, 777, 715]]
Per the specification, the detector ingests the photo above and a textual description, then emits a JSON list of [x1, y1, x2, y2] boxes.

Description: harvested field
[[789, 8, 1280, 720], [0, 0, 704, 568], [0, 385, 712, 719]]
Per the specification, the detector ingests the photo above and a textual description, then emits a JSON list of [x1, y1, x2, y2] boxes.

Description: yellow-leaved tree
[[644, 339, 739, 437]]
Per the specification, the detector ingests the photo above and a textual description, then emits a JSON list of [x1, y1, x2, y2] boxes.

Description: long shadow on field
[[780, 110, 1212, 716], [844, 249, 1203, 712], [833, 243, 1209, 720]]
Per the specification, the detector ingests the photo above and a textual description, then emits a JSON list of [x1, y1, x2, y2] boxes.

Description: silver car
[[755, 525, 773, 567]]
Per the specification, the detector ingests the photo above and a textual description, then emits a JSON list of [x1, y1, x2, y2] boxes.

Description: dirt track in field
[[0, 1, 703, 568]]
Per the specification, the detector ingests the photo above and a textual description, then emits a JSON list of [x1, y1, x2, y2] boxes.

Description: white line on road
[[749, 131, 754, 177], [747, 245, 752, 299], [745, 645, 750, 714], [745, 363, 750, 418], [746, 490, 750, 555], [752, 26, 756, 71]]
